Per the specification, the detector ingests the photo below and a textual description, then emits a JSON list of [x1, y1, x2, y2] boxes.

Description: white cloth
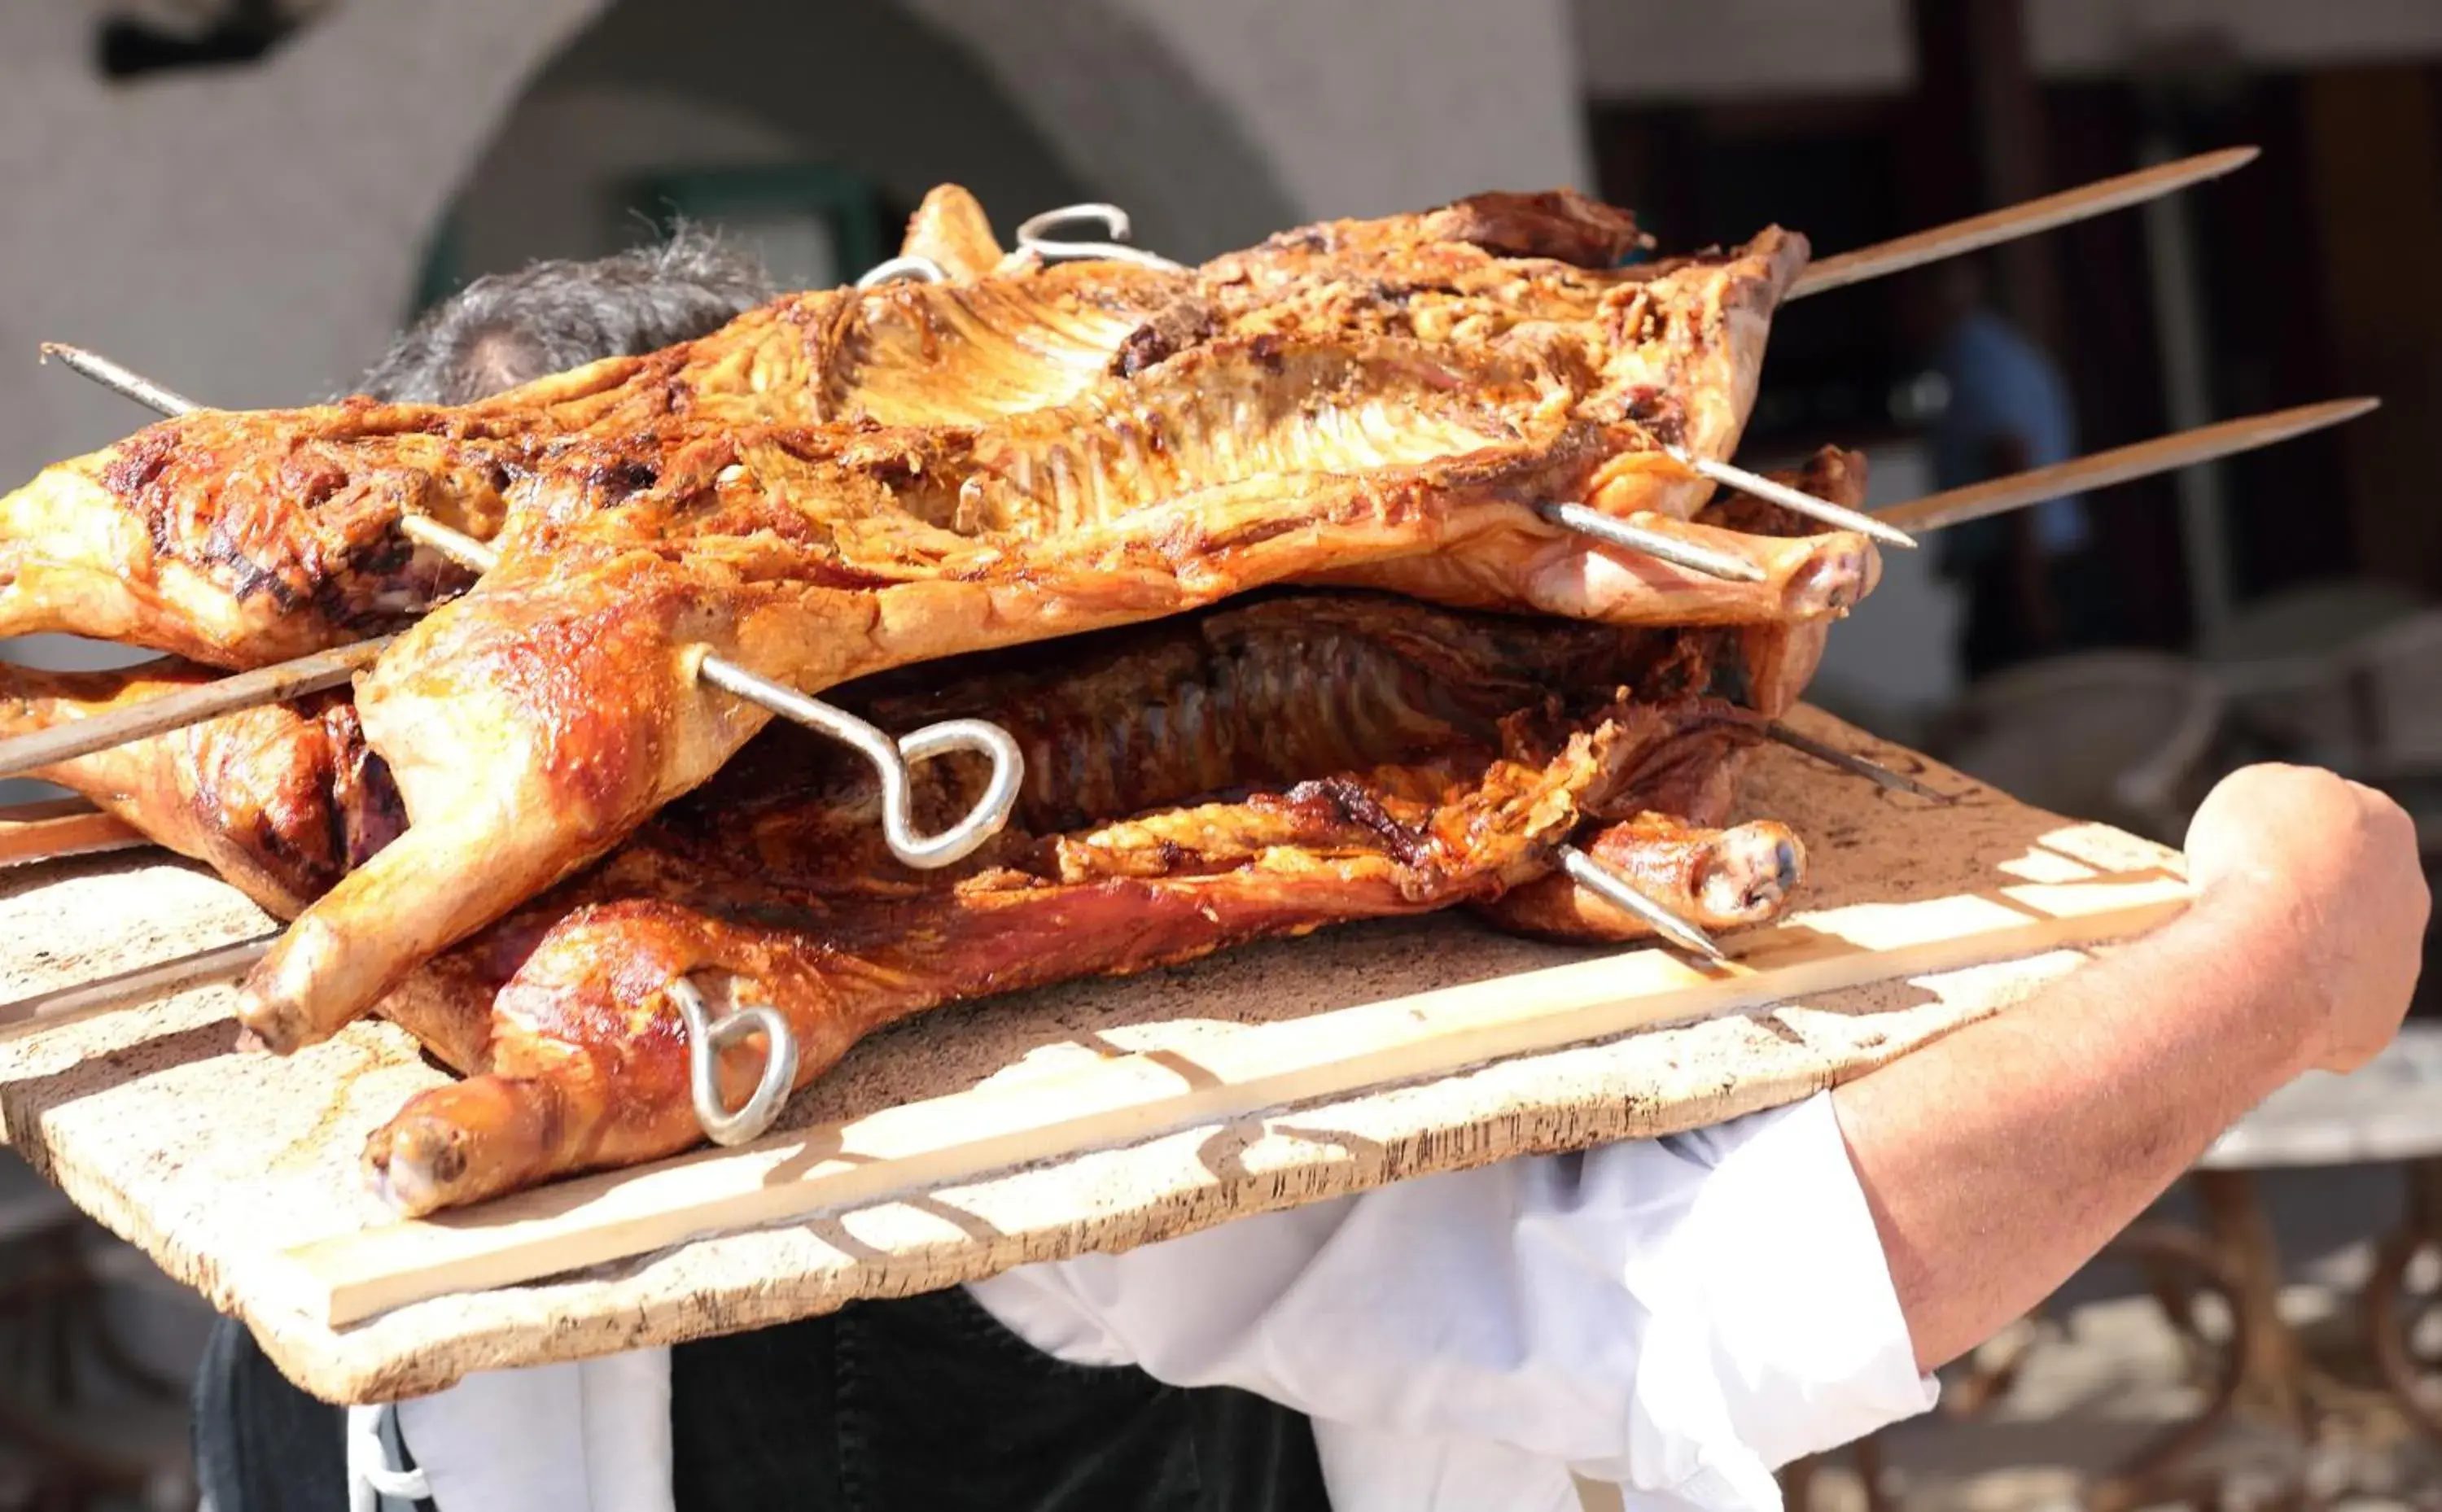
[[390, 1092, 1934, 1512]]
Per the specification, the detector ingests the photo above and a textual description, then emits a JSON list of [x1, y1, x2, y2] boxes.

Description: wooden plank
[[0, 707, 2192, 1402], [282, 869, 2187, 1327]]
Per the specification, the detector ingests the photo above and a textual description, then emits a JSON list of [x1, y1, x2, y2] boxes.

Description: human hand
[[2182, 763, 2429, 1073]]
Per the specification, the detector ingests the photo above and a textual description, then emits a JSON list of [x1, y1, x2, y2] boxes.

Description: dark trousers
[[195, 1288, 1328, 1512]]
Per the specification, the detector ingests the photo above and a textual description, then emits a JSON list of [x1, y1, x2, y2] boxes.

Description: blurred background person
[[1901, 256, 2118, 678]]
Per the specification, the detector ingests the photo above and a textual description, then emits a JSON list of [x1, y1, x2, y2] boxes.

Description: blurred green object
[[627, 164, 887, 293], [409, 162, 890, 315]]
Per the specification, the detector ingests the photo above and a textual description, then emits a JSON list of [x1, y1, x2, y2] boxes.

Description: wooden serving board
[[0, 707, 2187, 1404]]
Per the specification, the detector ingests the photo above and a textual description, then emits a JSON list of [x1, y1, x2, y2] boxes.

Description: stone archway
[[424, 0, 1299, 297]]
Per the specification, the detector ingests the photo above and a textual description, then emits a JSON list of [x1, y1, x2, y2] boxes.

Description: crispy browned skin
[[243, 213, 1834, 1050]]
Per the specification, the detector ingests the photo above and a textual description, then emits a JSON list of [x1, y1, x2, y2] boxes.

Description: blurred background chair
[[1923, 651, 2226, 846]]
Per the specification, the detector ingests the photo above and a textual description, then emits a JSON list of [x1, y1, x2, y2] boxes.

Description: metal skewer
[[1558, 846, 1726, 963], [1763, 723, 1955, 803], [1538, 503, 1765, 583], [39, 343, 198, 416]]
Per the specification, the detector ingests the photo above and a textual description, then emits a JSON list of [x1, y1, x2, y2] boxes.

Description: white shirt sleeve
[[967, 1091, 1937, 1510]]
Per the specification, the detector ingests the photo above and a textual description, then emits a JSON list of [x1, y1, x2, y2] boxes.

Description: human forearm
[[1835, 889, 2319, 1374], [1831, 765, 2427, 1376]]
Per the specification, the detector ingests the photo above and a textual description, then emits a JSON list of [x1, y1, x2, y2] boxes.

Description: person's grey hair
[[355, 225, 774, 405]]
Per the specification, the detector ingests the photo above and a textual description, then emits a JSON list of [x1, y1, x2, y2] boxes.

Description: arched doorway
[[411, 0, 1295, 309]]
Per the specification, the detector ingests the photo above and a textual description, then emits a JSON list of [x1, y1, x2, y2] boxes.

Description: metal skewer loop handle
[[1013, 203, 1186, 272], [695, 657, 1024, 871], [856, 255, 948, 290], [667, 975, 799, 1147]]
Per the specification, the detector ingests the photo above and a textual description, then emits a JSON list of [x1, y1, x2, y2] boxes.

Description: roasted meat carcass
[[1, 436, 1873, 1208], [2, 450, 1860, 935], [2, 589, 1804, 1214], [223, 224, 1851, 1051], [0, 186, 1794, 668]]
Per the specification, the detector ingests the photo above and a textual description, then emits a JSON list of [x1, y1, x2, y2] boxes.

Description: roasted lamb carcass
[[0, 186, 1792, 668]]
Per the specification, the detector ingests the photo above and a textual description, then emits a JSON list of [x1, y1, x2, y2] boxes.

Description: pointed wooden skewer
[[0, 798, 147, 868], [1788, 146, 2260, 301], [0, 637, 392, 781], [1874, 396, 2380, 535]]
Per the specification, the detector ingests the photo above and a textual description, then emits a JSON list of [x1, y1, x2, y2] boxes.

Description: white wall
[[0, 0, 1591, 669], [1575, 0, 1913, 100]]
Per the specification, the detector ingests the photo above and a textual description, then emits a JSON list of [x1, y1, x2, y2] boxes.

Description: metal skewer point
[[1538, 503, 1765, 583], [1764, 722, 1955, 803], [1671, 448, 1918, 549], [39, 343, 199, 418]]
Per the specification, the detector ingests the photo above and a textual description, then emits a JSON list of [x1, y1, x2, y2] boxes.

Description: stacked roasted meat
[[0, 185, 1880, 1211]]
